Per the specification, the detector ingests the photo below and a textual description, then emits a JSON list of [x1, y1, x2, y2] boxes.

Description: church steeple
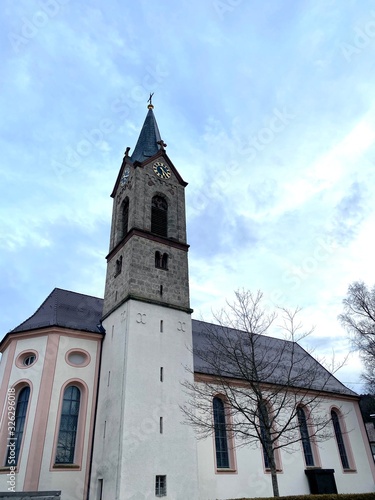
[[92, 103, 199, 500], [130, 105, 163, 163], [102, 103, 191, 318]]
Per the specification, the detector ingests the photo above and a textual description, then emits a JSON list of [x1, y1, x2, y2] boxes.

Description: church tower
[[102, 102, 190, 317], [90, 103, 199, 500]]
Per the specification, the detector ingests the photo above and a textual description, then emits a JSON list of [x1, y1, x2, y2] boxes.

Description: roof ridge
[[191, 318, 296, 345], [53, 287, 103, 301]]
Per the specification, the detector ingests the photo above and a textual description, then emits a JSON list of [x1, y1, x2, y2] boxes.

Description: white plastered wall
[[196, 392, 375, 499], [90, 298, 200, 500]]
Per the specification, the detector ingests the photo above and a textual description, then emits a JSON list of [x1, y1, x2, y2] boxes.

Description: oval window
[[66, 350, 90, 367], [23, 355, 36, 366], [16, 351, 38, 368]]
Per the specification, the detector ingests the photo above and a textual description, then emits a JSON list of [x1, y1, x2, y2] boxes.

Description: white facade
[[197, 395, 375, 499], [0, 327, 101, 498], [90, 299, 199, 500]]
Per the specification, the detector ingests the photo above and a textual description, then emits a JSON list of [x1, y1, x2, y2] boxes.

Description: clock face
[[153, 161, 171, 179], [120, 166, 130, 186]]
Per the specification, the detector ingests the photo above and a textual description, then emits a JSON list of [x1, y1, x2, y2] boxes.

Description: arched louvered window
[[297, 406, 314, 466], [121, 198, 129, 239], [331, 409, 350, 469], [213, 397, 230, 468], [151, 196, 168, 237], [5, 386, 30, 466], [55, 385, 81, 464]]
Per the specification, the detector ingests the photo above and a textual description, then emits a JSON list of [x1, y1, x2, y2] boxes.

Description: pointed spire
[[130, 98, 164, 163]]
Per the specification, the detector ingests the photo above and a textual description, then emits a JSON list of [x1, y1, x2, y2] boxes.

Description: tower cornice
[[101, 294, 193, 322], [106, 227, 189, 261]]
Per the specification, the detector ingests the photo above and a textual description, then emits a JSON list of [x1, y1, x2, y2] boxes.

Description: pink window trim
[[50, 378, 89, 472], [212, 394, 237, 474], [330, 405, 357, 472], [0, 380, 33, 474]]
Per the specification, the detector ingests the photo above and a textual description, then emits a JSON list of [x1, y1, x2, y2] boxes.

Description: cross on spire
[[147, 92, 154, 109]]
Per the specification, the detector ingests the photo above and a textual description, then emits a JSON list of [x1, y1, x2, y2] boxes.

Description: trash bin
[[305, 468, 337, 494]]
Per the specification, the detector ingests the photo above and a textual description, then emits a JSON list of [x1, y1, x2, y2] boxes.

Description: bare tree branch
[[181, 290, 348, 497], [339, 281, 375, 392]]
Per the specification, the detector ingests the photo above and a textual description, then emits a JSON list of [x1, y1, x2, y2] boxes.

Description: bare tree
[[182, 290, 348, 497], [339, 281, 375, 393]]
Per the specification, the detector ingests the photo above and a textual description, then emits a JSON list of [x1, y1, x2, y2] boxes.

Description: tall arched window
[[259, 401, 271, 469], [297, 406, 314, 466], [55, 385, 81, 464], [5, 386, 30, 467], [151, 196, 168, 237], [213, 397, 230, 468], [331, 409, 350, 469], [121, 198, 129, 239]]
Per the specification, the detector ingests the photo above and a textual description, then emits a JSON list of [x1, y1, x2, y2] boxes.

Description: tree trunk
[[270, 465, 280, 497]]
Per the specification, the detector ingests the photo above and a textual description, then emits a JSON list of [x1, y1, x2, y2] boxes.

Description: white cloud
[[1, 0, 375, 392]]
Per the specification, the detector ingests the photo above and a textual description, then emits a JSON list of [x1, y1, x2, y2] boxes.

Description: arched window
[[161, 253, 168, 270], [155, 251, 161, 268], [297, 406, 314, 466], [55, 385, 81, 464], [213, 397, 230, 468], [5, 386, 30, 467], [331, 409, 350, 469], [121, 198, 129, 239], [259, 401, 271, 469], [151, 196, 168, 237], [115, 255, 123, 276]]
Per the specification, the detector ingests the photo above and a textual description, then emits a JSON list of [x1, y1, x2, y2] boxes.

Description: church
[[0, 104, 374, 500]]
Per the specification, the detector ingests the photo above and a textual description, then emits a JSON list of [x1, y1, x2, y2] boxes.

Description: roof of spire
[[130, 105, 162, 163]]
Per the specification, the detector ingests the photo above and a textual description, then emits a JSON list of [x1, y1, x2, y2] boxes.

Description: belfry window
[[155, 251, 161, 268], [151, 196, 168, 237], [5, 386, 30, 467], [55, 385, 81, 464], [117, 197, 129, 242], [213, 396, 230, 468], [297, 406, 314, 467], [155, 251, 168, 270], [161, 253, 168, 270], [115, 255, 123, 276]]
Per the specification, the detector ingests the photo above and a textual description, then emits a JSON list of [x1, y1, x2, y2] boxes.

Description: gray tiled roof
[[130, 108, 162, 163], [192, 319, 357, 397], [7, 290, 356, 397], [11, 288, 102, 334]]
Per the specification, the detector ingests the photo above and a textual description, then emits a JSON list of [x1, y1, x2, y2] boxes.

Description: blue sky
[[1, 0, 375, 392]]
